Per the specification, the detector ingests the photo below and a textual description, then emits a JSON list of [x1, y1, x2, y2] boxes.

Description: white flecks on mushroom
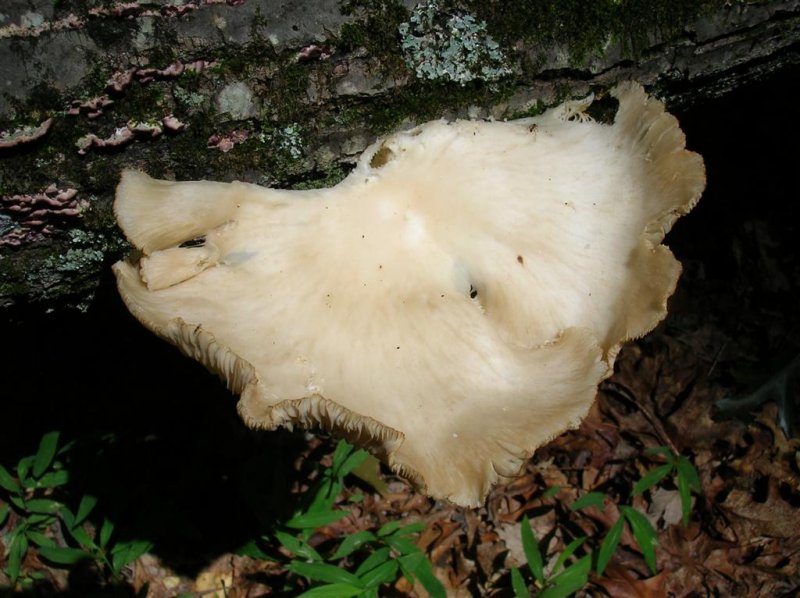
[[112, 82, 705, 507]]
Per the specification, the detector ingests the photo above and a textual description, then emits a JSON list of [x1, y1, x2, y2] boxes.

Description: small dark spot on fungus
[[179, 236, 206, 248], [517, 255, 524, 264], [370, 145, 394, 168], [469, 284, 478, 299]]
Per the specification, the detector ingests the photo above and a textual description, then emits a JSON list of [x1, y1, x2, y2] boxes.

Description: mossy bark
[[0, 0, 797, 311]]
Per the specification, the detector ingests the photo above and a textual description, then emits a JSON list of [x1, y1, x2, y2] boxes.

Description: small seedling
[[57, 496, 152, 579], [0, 431, 70, 585], [510, 514, 591, 598], [633, 446, 702, 527], [0, 431, 152, 587], [240, 440, 446, 598]]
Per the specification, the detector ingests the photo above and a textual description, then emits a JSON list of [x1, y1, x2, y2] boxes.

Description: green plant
[[511, 448, 702, 595], [241, 440, 445, 598], [56, 496, 152, 579], [567, 490, 659, 576], [633, 446, 702, 527], [0, 431, 152, 587], [0, 431, 71, 585], [510, 514, 591, 598]]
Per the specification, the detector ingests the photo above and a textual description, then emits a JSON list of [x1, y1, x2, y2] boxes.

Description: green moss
[[290, 165, 350, 190], [114, 83, 172, 123], [338, 0, 409, 75], [465, 0, 721, 66]]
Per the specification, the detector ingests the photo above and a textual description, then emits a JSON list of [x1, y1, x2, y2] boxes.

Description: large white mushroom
[[113, 82, 705, 507]]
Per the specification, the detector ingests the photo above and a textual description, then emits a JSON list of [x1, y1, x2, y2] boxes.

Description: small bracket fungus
[[113, 83, 705, 507]]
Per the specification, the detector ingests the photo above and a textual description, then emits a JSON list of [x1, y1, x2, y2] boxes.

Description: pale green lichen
[[45, 247, 104, 273], [41, 229, 110, 274], [260, 123, 304, 160], [398, 0, 512, 85], [173, 85, 206, 110]]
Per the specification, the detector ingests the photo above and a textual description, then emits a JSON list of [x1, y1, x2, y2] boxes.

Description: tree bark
[[1, 0, 798, 310]]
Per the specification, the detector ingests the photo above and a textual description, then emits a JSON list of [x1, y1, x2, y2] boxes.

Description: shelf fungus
[[113, 82, 705, 507]]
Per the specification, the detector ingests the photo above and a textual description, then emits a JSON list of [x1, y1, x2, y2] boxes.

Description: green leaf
[[275, 530, 323, 561], [288, 561, 364, 587], [100, 518, 115, 549], [377, 520, 402, 537], [388, 522, 426, 537], [398, 553, 446, 598], [338, 450, 369, 478], [620, 506, 658, 574], [551, 536, 586, 575], [297, 583, 365, 598], [510, 567, 528, 598], [354, 547, 391, 577], [307, 477, 341, 515], [0, 463, 20, 493], [111, 540, 153, 574], [569, 492, 605, 512], [65, 522, 96, 550], [16, 456, 35, 486], [396, 551, 423, 574], [285, 509, 349, 530], [38, 545, 89, 565], [236, 538, 274, 560], [75, 495, 98, 526], [596, 516, 624, 576], [33, 432, 60, 479], [33, 470, 69, 489], [358, 559, 398, 588], [332, 530, 377, 559], [26, 530, 56, 548], [331, 441, 353, 472], [542, 485, 561, 498], [632, 463, 673, 497], [414, 565, 446, 598], [384, 535, 418, 556], [26, 513, 57, 527], [676, 456, 701, 492], [7, 531, 28, 582], [8, 494, 26, 510], [542, 555, 591, 598], [676, 457, 701, 527], [59, 506, 75, 527], [0, 502, 10, 526], [520, 515, 544, 584], [25, 499, 63, 514]]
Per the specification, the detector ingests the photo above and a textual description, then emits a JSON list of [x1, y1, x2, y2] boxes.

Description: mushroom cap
[[113, 82, 704, 506]]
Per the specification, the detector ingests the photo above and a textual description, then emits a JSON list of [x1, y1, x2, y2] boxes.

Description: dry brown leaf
[[596, 563, 668, 598]]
